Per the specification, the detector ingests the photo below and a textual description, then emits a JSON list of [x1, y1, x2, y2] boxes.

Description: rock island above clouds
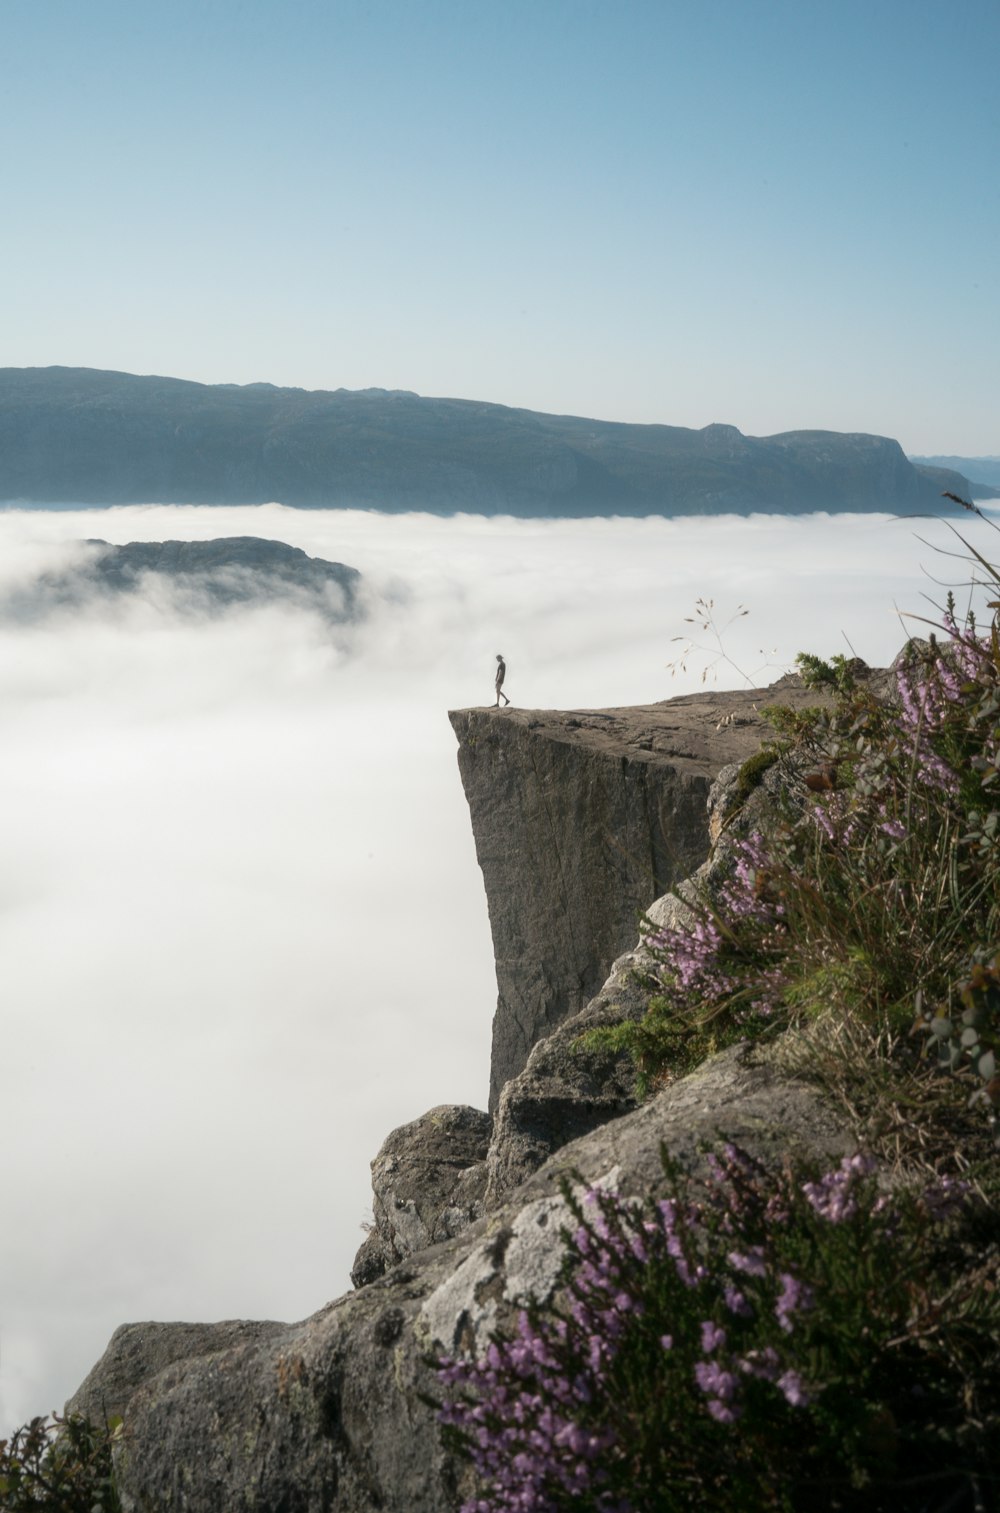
[[0, 536, 362, 623]]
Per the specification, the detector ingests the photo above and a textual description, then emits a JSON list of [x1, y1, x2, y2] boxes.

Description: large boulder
[[350, 1104, 492, 1288], [68, 1319, 287, 1428], [74, 1044, 854, 1513]]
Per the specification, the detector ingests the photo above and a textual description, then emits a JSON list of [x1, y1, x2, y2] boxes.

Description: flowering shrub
[[0, 1413, 121, 1511], [437, 521, 1000, 1509], [436, 1146, 1000, 1513], [585, 832, 795, 1091], [586, 576, 1000, 1105]]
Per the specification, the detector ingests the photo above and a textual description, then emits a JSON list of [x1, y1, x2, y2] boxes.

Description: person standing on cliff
[[494, 653, 510, 708]]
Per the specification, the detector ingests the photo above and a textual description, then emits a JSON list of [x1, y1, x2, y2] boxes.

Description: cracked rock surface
[[350, 1104, 491, 1288]]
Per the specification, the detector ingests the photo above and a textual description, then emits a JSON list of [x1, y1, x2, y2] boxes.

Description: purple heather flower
[[921, 1175, 972, 1221], [694, 1360, 738, 1402], [723, 1285, 752, 1317], [705, 1398, 741, 1424], [775, 1272, 815, 1332], [727, 1247, 767, 1278], [802, 1153, 876, 1222], [811, 800, 838, 843], [738, 1347, 779, 1382], [700, 1320, 727, 1353], [777, 1369, 811, 1407]]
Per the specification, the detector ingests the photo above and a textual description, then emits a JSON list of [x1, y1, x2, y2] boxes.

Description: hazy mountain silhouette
[[910, 455, 1000, 493], [0, 366, 976, 516], [0, 535, 361, 622]]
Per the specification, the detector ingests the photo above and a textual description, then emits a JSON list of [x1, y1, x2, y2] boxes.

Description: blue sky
[[4, 0, 998, 450]]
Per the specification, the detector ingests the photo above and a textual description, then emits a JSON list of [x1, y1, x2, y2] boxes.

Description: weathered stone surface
[[481, 874, 716, 1209], [350, 1104, 491, 1288], [450, 679, 828, 1108], [477, 716, 848, 1206], [93, 1045, 853, 1513], [67, 1319, 287, 1426]]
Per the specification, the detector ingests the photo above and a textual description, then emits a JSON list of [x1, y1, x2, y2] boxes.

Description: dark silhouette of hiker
[[495, 654, 510, 707]]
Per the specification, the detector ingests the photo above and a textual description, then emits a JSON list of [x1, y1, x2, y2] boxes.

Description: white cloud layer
[[1, 500, 998, 1433]]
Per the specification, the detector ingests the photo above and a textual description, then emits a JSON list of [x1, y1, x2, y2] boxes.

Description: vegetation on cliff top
[[437, 509, 1000, 1511], [589, 549, 1000, 1147]]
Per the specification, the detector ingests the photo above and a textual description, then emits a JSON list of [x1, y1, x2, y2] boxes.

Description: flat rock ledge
[[74, 1047, 854, 1513]]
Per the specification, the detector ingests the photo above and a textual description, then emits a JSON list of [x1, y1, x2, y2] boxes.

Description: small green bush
[[0, 1412, 121, 1512]]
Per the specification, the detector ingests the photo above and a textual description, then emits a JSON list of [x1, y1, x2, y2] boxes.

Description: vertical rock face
[[449, 688, 810, 1109]]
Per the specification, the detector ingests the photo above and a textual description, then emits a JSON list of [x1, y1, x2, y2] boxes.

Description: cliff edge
[[450, 679, 828, 1107]]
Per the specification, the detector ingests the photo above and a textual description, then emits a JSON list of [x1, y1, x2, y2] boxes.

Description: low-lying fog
[[2, 501, 997, 1432]]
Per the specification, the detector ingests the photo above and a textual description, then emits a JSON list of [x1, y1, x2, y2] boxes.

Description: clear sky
[[3, 0, 998, 451]]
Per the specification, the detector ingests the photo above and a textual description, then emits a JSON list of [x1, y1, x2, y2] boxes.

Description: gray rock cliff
[[449, 679, 831, 1109], [70, 676, 861, 1511], [73, 1046, 853, 1513]]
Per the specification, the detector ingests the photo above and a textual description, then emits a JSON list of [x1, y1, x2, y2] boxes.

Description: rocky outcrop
[[69, 1320, 288, 1428], [482, 889, 689, 1209], [74, 1045, 854, 1513], [350, 1105, 491, 1288], [0, 536, 362, 622], [450, 677, 830, 1108], [479, 729, 833, 1208], [70, 676, 869, 1510]]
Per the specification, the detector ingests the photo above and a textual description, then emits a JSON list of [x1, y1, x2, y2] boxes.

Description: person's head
[[496, 653, 503, 662]]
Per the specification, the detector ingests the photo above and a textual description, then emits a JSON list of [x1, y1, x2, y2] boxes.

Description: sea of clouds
[[1, 499, 997, 1432]]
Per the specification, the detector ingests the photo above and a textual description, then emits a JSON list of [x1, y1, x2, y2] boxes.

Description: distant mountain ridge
[[0, 365, 977, 517], [910, 455, 1000, 493]]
